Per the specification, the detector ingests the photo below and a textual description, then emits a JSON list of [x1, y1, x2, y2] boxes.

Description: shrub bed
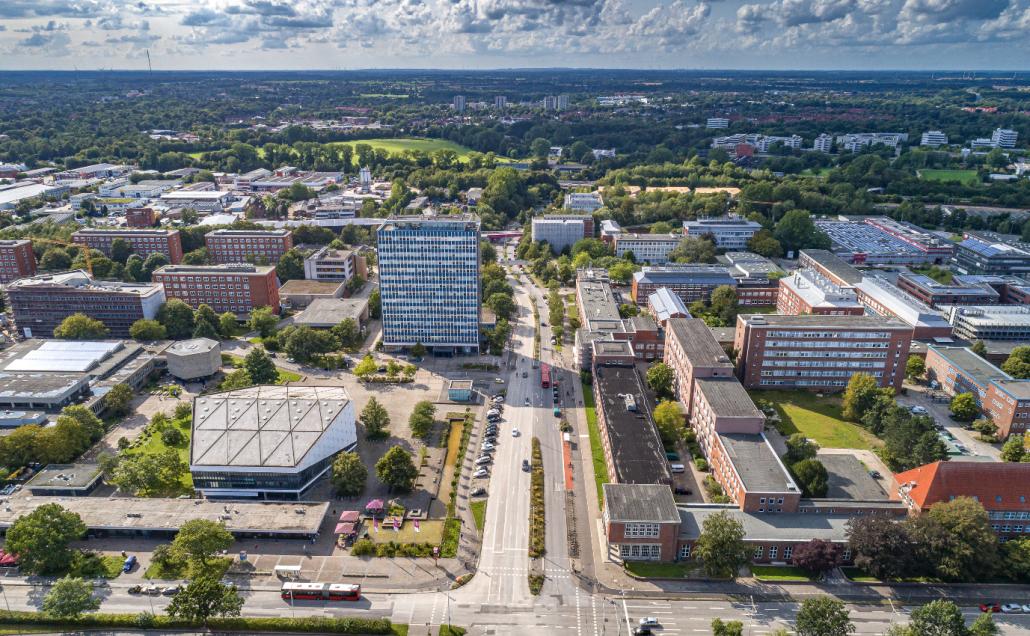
[[529, 437, 546, 558], [0, 611, 398, 634]]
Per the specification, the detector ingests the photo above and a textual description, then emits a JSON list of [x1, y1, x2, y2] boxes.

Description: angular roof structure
[[190, 386, 352, 469]]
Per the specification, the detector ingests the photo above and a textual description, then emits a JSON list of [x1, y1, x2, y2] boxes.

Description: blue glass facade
[[377, 216, 481, 353]]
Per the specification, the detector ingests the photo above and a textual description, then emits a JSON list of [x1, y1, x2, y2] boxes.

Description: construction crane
[[34, 237, 94, 275]]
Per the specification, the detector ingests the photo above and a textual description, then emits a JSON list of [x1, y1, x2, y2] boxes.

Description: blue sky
[[0, 0, 1026, 70]]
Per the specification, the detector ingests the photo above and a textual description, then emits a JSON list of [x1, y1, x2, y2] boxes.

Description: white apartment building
[[453, 95, 466, 113], [754, 135, 803, 152], [682, 217, 762, 250], [813, 134, 834, 153], [613, 233, 681, 264], [564, 192, 604, 212], [706, 118, 730, 129], [531, 216, 589, 253], [992, 128, 1018, 149], [303, 246, 366, 283], [921, 131, 949, 147]]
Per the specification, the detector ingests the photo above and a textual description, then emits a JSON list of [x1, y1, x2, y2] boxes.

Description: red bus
[[281, 582, 361, 602], [540, 363, 551, 389]]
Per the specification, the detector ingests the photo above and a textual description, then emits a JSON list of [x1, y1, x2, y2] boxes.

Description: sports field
[[918, 169, 979, 186], [328, 138, 479, 161]]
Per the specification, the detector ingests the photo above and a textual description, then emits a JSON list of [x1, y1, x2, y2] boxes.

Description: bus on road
[[281, 582, 361, 602], [540, 363, 551, 388]]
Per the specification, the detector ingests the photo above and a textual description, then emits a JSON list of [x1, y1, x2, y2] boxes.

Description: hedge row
[[0, 610, 396, 634]]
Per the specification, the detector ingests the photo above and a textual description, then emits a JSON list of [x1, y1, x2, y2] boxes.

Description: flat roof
[[898, 272, 999, 298], [25, 463, 102, 490], [855, 277, 952, 328], [207, 228, 290, 237], [280, 279, 345, 296], [634, 265, 736, 286], [780, 269, 861, 309], [594, 365, 671, 485], [155, 264, 275, 275], [949, 305, 1030, 328], [577, 279, 621, 322], [191, 386, 352, 469], [0, 496, 328, 536], [603, 483, 680, 523], [166, 338, 220, 355], [799, 249, 864, 286], [678, 506, 852, 542], [928, 345, 1007, 387], [666, 318, 733, 369], [738, 313, 912, 330], [695, 378, 764, 418], [73, 228, 178, 236], [718, 432, 798, 494], [7, 270, 164, 296], [2, 340, 122, 373], [293, 297, 369, 327]]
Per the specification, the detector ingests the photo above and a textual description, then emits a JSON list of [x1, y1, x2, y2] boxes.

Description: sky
[[0, 0, 1027, 71]]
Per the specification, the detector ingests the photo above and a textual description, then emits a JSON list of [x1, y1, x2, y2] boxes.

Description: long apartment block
[[734, 314, 912, 391], [152, 264, 280, 316], [72, 228, 183, 264], [204, 229, 293, 265]]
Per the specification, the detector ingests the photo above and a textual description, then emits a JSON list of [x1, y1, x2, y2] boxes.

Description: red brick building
[[205, 229, 293, 265], [663, 317, 735, 409], [895, 461, 1030, 539], [153, 264, 280, 316], [125, 207, 157, 228], [734, 314, 912, 391], [72, 228, 183, 264], [0, 239, 37, 284], [924, 345, 1030, 439], [776, 269, 864, 316]]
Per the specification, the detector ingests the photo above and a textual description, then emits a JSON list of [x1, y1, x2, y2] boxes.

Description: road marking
[[622, 597, 632, 636]]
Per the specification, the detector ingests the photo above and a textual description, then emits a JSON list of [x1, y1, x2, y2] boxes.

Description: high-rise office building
[[494, 96, 507, 109], [377, 215, 481, 354], [557, 95, 569, 110], [453, 95, 466, 113]]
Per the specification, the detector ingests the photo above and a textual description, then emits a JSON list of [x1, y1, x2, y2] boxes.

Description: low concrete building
[[280, 279, 346, 309], [165, 338, 221, 381], [447, 379, 474, 402], [25, 464, 103, 497], [292, 297, 370, 329]]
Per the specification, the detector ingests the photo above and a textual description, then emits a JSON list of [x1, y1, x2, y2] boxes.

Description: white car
[[910, 405, 928, 415], [639, 617, 660, 627], [473, 468, 489, 478], [511, 428, 520, 437], [481, 442, 495, 451], [1022, 604, 1030, 613], [494, 378, 505, 384], [525, 397, 531, 406], [475, 456, 492, 465], [1001, 604, 1023, 613]]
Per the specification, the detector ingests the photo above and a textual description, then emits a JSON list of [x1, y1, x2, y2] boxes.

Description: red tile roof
[[894, 461, 1030, 512]]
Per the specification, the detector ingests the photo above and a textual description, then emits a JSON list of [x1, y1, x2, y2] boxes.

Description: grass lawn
[[326, 138, 481, 163], [470, 500, 487, 532], [918, 169, 980, 186], [366, 519, 445, 545], [126, 417, 194, 495], [839, 566, 940, 584], [750, 565, 819, 582], [145, 556, 231, 580], [625, 561, 696, 578], [582, 380, 609, 508], [752, 390, 880, 450]]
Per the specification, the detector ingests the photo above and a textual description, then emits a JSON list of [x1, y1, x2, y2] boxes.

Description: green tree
[[158, 299, 196, 340], [709, 284, 739, 326], [368, 288, 381, 319], [653, 401, 684, 446], [195, 304, 219, 328], [773, 209, 831, 255], [847, 515, 915, 580], [171, 519, 234, 568], [130, 318, 167, 341], [608, 261, 635, 284], [243, 347, 278, 384], [693, 510, 750, 580], [40, 247, 72, 270], [103, 383, 134, 417], [5, 504, 87, 575], [971, 340, 988, 357], [182, 248, 209, 265], [410, 342, 427, 358], [375, 445, 418, 492], [110, 238, 133, 263], [907, 496, 998, 582], [109, 449, 187, 496], [645, 362, 674, 398], [142, 253, 169, 280], [907, 600, 966, 636], [192, 318, 220, 340], [409, 400, 436, 439], [332, 318, 361, 349], [354, 354, 377, 378], [1002, 346, 1030, 379], [972, 417, 998, 440], [712, 618, 744, 636], [1002, 537, 1030, 582], [218, 312, 238, 338], [275, 248, 305, 281], [42, 576, 100, 618], [219, 368, 253, 391], [248, 307, 279, 339], [784, 433, 819, 464], [905, 356, 926, 382], [284, 326, 339, 363], [949, 392, 978, 422], [330, 451, 368, 497], [969, 613, 1000, 636], [124, 254, 144, 282], [1001, 433, 1026, 462], [795, 597, 853, 636], [53, 313, 109, 339], [792, 458, 829, 498], [669, 236, 716, 264], [165, 576, 243, 625], [486, 292, 516, 321], [842, 373, 881, 422], [361, 397, 390, 439], [747, 229, 782, 257]]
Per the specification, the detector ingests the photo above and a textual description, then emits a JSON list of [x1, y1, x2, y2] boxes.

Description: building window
[[768, 546, 778, 561], [783, 546, 793, 561], [625, 523, 660, 538], [842, 548, 852, 562], [753, 546, 763, 559], [678, 544, 691, 560]]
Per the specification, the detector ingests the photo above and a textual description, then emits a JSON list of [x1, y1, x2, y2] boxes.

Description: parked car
[[910, 405, 928, 415], [525, 398, 531, 406], [511, 427, 520, 437], [122, 555, 137, 573], [162, 586, 181, 596], [473, 469, 489, 478], [522, 371, 528, 378], [522, 459, 531, 471], [475, 456, 492, 465], [481, 442, 495, 451], [127, 585, 142, 594], [670, 464, 686, 474], [144, 586, 162, 596], [633, 628, 652, 636], [471, 487, 487, 497], [674, 487, 692, 496], [980, 603, 1002, 613], [666, 452, 680, 461], [639, 618, 660, 627], [869, 470, 882, 479], [494, 378, 505, 384], [1001, 604, 1022, 613]]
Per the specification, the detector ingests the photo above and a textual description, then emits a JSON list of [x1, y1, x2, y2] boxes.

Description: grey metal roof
[[677, 505, 852, 542], [718, 432, 799, 493], [603, 484, 680, 523], [695, 378, 764, 419], [191, 386, 351, 469], [666, 318, 733, 368]]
